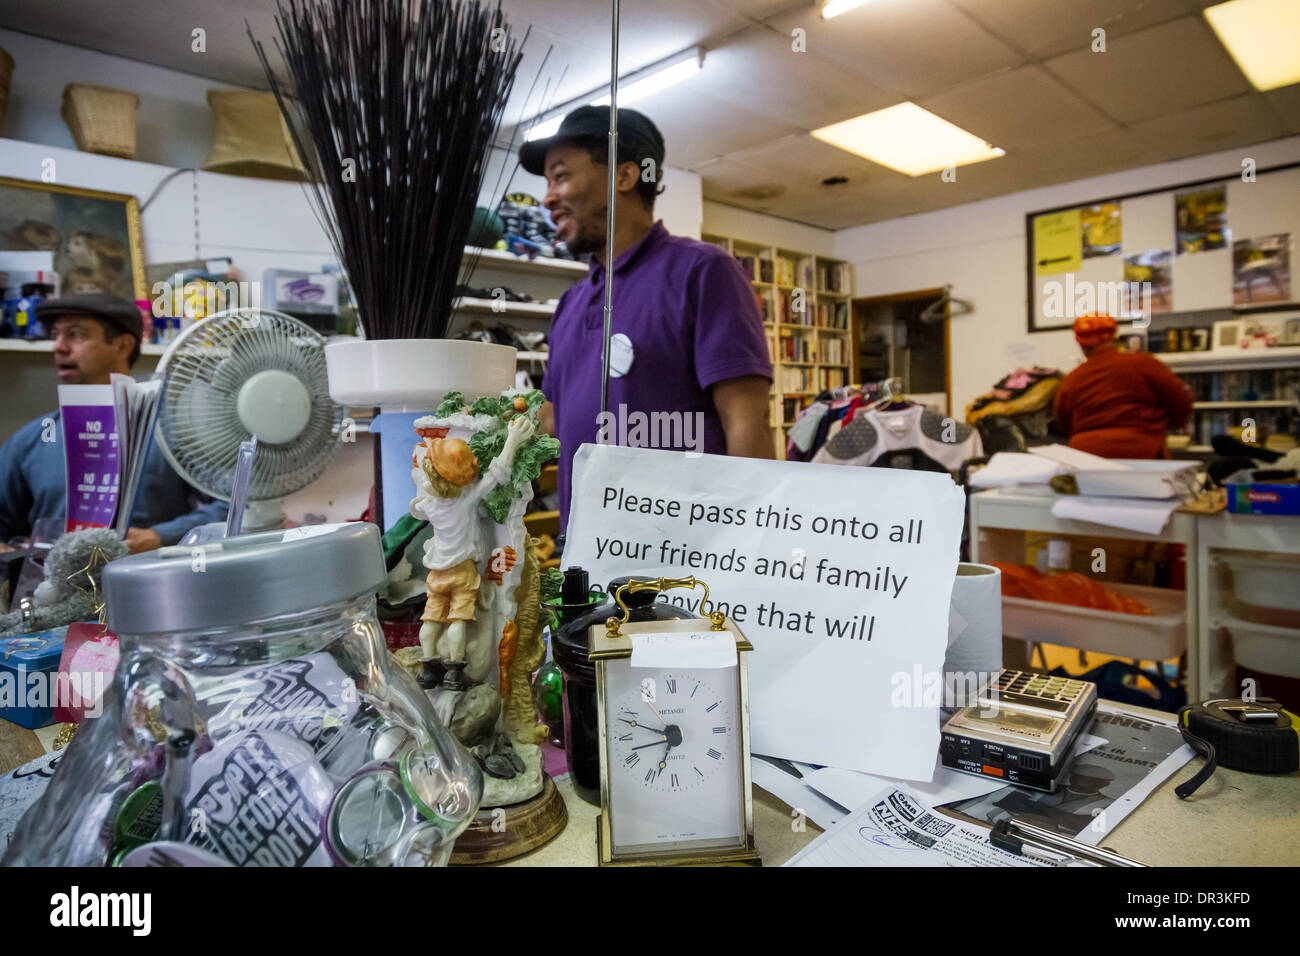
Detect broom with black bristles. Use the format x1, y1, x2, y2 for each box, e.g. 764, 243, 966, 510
251, 0, 525, 341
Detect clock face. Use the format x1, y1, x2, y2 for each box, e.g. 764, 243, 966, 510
603, 662, 744, 854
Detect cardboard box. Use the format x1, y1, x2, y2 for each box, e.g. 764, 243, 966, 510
1226, 469, 1300, 516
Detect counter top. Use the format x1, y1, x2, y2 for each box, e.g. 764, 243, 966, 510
3, 703, 1295, 867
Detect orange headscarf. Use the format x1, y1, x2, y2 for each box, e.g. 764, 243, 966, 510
1073, 312, 1118, 349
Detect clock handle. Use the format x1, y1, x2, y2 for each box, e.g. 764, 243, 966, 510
606, 576, 727, 636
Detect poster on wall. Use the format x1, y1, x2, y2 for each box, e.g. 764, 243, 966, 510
1232, 233, 1291, 305
1175, 184, 1229, 255
1032, 208, 1082, 276
1080, 202, 1122, 258
1122, 249, 1172, 315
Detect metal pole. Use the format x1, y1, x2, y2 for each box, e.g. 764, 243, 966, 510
600, 0, 620, 420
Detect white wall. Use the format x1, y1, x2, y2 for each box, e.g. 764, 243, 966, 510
835, 136, 1300, 416
0, 28, 249, 170
702, 199, 837, 255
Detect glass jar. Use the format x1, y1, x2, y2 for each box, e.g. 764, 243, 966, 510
549, 570, 695, 806
2, 523, 481, 867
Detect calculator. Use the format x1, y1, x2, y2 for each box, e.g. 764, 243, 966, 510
939, 669, 1098, 792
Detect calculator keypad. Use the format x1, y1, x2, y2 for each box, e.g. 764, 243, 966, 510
994, 668, 1085, 702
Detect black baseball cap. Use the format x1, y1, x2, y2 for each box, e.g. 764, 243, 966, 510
519, 105, 666, 176
36, 293, 144, 342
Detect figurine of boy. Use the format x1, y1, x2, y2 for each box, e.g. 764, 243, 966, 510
411, 414, 535, 690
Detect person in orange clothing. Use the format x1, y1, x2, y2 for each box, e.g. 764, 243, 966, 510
1053, 313, 1194, 458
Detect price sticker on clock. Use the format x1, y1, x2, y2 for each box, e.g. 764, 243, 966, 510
630, 632, 737, 670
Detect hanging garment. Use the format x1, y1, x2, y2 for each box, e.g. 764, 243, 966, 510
813, 404, 983, 473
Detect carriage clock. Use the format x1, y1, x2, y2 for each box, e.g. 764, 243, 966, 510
589, 576, 760, 866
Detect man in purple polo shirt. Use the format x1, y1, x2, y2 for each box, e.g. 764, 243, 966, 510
519, 106, 774, 527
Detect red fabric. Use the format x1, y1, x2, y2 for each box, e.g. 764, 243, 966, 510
842, 394, 868, 424
1053, 346, 1194, 459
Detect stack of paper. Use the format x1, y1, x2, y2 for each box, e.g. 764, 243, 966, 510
110, 374, 165, 537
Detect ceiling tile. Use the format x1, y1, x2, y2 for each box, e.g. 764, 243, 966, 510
1043, 15, 1252, 123
690, 26, 899, 129
950, 0, 1199, 59
764, 0, 1028, 100
647, 88, 802, 167
1127, 93, 1286, 158
919, 65, 1118, 150
1264, 85, 1300, 135
725, 133, 892, 183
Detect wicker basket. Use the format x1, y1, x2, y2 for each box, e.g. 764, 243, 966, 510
61, 83, 140, 159
0, 47, 13, 136
202, 90, 307, 182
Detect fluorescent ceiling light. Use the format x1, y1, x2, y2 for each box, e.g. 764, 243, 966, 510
822, 0, 872, 18
525, 49, 702, 141
1204, 0, 1300, 91
811, 102, 1005, 177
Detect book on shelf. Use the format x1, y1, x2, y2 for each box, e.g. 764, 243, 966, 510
778, 289, 814, 326
820, 367, 847, 391
734, 253, 757, 281
755, 290, 773, 324
778, 366, 816, 394
816, 261, 851, 294
814, 300, 849, 329
796, 256, 814, 290
821, 337, 845, 366
757, 253, 775, 284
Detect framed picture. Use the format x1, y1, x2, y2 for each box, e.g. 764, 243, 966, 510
1212, 319, 1246, 350
0, 176, 145, 301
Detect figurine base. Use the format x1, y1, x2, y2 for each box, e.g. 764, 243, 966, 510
449, 773, 568, 865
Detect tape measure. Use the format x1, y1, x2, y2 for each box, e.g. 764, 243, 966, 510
1175, 697, 1299, 798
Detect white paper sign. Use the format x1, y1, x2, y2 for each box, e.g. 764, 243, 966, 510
630, 631, 738, 670
565, 444, 967, 780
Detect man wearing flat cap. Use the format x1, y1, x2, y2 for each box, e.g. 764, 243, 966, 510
0, 293, 227, 552
520, 106, 774, 529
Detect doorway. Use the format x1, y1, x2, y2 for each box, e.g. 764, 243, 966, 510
852, 288, 951, 415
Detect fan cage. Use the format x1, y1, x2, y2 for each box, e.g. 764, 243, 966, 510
155, 309, 345, 501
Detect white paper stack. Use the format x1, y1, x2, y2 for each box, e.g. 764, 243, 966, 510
110, 373, 165, 537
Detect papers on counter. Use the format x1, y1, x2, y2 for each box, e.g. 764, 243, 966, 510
784, 786, 1047, 868
750, 755, 847, 831
1050, 494, 1181, 534
800, 733, 1107, 814
969, 452, 1066, 489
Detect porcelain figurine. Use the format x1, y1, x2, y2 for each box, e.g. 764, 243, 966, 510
406, 389, 559, 804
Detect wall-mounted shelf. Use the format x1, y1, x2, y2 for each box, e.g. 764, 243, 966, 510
1192, 400, 1295, 409
463, 247, 588, 277
1156, 346, 1300, 372
0, 339, 166, 356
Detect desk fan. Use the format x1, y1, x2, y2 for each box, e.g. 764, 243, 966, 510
154, 307, 344, 531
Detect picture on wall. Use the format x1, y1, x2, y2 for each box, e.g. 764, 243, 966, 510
1232, 233, 1291, 305
1122, 249, 1172, 314
1175, 184, 1228, 255
1080, 202, 1122, 258
1032, 208, 1082, 276
0, 177, 146, 301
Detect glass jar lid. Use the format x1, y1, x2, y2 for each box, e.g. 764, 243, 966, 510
103, 523, 386, 636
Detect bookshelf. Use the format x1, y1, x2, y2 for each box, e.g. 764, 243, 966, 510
703, 232, 855, 456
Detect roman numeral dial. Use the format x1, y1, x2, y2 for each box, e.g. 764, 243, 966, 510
608, 672, 733, 793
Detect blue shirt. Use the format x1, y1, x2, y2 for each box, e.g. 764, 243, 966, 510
544, 221, 772, 527
0, 410, 228, 546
